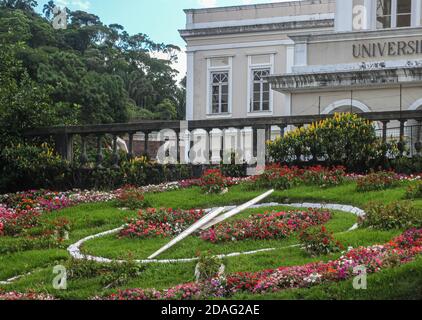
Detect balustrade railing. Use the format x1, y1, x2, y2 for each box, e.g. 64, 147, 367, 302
24, 110, 422, 167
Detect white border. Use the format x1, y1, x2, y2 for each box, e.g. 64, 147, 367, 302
206, 57, 233, 118
247, 54, 275, 116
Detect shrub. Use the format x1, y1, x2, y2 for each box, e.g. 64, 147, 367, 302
0, 143, 71, 193
301, 166, 346, 188
268, 113, 395, 171
199, 169, 229, 194
195, 252, 225, 282
114, 185, 150, 210
66, 258, 145, 289
299, 226, 344, 257
356, 171, 399, 192
405, 181, 422, 199
360, 201, 422, 230
245, 165, 299, 190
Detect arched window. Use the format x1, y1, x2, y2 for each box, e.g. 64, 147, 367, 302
321, 99, 371, 115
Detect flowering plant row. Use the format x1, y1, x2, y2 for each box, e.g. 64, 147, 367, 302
356, 171, 400, 192
0, 291, 56, 301
200, 209, 332, 243
100, 229, 422, 300
246, 165, 347, 190
119, 208, 206, 239
0, 189, 116, 237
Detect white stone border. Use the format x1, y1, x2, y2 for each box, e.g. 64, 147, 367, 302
67, 203, 366, 265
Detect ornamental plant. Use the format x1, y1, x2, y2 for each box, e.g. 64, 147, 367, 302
405, 180, 422, 199
101, 229, 422, 300
199, 169, 229, 194
360, 201, 422, 230
301, 166, 346, 188
356, 171, 400, 192
245, 165, 300, 190
299, 226, 344, 257
267, 113, 393, 171
200, 209, 332, 243
119, 208, 206, 239
114, 185, 151, 210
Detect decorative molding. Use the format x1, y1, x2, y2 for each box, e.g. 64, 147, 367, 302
409, 98, 422, 110
322, 99, 372, 115
186, 39, 294, 53
180, 20, 334, 40
269, 66, 422, 93
186, 13, 335, 30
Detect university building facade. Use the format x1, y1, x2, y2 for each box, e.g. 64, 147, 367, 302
180, 0, 422, 126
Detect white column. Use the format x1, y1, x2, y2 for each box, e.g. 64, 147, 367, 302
412, 0, 422, 27
335, 0, 354, 32
186, 51, 194, 121
294, 43, 307, 67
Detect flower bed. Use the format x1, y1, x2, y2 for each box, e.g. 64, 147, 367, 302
119, 208, 206, 239
0, 291, 56, 301
245, 165, 347, 190
100, 229, 422, 300
200, 209, 332, 243
356, 171, 400, 192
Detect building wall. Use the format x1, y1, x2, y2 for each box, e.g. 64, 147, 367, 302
186, 0, 335, 26
291, 86, 422, 116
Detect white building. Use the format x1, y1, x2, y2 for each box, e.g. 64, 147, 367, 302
180, 0, 422, 122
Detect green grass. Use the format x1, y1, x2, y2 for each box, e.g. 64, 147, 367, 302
0, 181, 421, 300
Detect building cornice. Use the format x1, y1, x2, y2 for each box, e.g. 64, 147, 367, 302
180, 19, 334, 40
269, 66, 422, 93
183, 0, 335, 15
289, 27, 422, 43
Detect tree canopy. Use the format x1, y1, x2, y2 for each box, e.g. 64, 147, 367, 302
0, 0, 185, 140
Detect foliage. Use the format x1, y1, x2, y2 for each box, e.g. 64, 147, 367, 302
101, 229, 422, 300
267, 113, 398, 171
119, 208, 206, 239
245, 165, 299, 191
114, 185, 150, 210
195, 252, 224, 282
0, 2, 184, 153
66, 258, 145, 289
199, 169, 229, 194
405, 181, 422, 200
245, 165, 347, 191
0, 143, 70, 192
200, 209, 332, 243
360, 201, 422, 230
301, 166, 346, 188
299, 226, 344, 257
356, 171, 399, 192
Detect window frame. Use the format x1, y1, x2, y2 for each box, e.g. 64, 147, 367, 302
247, 54, 274, 116
206, 57, 233, 118
376, 0, 413, 29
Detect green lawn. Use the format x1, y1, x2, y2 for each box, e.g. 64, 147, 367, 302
0, 181, 421, 300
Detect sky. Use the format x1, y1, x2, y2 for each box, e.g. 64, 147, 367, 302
36, 0, 292, 81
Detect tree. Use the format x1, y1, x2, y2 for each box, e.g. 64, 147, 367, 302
42, 0, 55, 19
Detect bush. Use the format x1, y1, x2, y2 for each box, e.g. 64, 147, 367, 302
195, 252, 225, 282
299, 226, 344, 257
114, 186, 150, 210
356, 171, 399, 192
200, 169, 229, 194
245, 165, 299, 191
360, 201, 422, 230
405, 181, 422, 199
66, 258, 145, 289
301, 166, 346, 188
268, 113, 397, 171
0, 143, 71, 193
